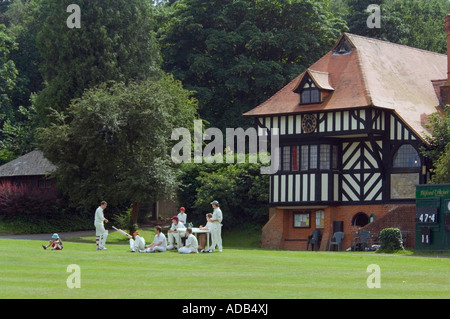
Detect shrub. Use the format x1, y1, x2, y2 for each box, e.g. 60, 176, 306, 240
377, 227, 404, 253
0, 181, 61, 219
177, 155, 270, 230
112, 206, 138, 234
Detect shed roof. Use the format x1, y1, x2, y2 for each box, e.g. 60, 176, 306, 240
0, 150, 56, 177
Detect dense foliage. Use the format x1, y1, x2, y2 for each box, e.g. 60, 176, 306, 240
377, 227, 405, 253
421, 105, 450, 183
158, 0, 347, 131
36, 76, 198, 221
0, 180, 60, 218
0, 0, 450, 231
177, 157, 269, 229
33, 0, 162, 125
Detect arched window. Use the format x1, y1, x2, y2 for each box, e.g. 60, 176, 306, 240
393, 144, 421, 168
390, 144, 421, 199
352, 212, 369, 227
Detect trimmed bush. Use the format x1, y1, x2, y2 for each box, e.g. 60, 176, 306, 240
0, 181, 61, 219
377, 227, 404, 253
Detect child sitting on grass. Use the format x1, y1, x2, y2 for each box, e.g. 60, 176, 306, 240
42, 233, 63, 250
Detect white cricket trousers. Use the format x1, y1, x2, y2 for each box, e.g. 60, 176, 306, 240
95, 223, 108, 249
167, 232, 182, 249
179, 246, 198, 254
129, 236, 146, 252
144, 246, 167, 253
210, 222, 222, 251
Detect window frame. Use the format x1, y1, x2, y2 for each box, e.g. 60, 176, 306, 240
299, 78, 321, 105
293, 211, 311, 228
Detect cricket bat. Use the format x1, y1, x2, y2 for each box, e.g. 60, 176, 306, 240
112, 226, 132, 238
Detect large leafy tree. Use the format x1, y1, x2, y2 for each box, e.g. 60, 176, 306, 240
37, 76, 198, 223
421, 105, 450, 183
34, 0, 161, 125
0, 0, 42, 164
0, 22, 19, 163
343, 0, 450, 54
158, 0, 347, 131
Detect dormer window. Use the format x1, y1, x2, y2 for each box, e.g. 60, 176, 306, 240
300, 78, 321, 104
332, 36, 354, 56
293, 69, 334, 106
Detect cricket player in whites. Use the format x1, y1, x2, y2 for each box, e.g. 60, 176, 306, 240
94, 201, 109, 250
208, 200, 223, 252
128, 231, 146, 252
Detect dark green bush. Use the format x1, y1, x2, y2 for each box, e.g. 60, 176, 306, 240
177, 155, 270, 230
377, 227, 404, 253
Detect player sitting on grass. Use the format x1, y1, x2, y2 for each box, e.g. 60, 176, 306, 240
142, 226, 167, 253
178, 228, 198, 254
128, 231, 146, 252
42, 233, 63, 250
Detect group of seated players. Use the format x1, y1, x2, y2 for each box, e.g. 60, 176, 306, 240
128, 207, 213, 254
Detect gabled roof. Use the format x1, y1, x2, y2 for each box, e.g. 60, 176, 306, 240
293, 69, 334, 92
243, 33, 447, 140
0, 150, 56, 177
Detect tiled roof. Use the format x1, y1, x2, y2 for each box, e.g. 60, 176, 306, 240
0, 150, 56, 177
244, 33, 447, 140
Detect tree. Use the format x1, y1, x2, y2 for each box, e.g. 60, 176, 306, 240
0, 22, 19, 163
344, 0, 450, 54
0, 1, 44, 164
4, 0, 44, 111
432, 142, 450, 183
177, 155, 269, 229
34, 0, 162, 125
158, 0, 347, 132
36, 76, 198, 224
421, 105, 450, 183
0, 23, 17, 121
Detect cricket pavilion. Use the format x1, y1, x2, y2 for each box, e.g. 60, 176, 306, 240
243, 25, 450, 250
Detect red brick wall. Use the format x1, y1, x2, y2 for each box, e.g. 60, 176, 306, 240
361, 205, 415, 249
260, 204, 416, 251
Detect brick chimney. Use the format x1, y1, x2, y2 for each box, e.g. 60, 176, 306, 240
440, 14, 450, 105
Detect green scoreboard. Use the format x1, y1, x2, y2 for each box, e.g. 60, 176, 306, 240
415, 184, 450, 251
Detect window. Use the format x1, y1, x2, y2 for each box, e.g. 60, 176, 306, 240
292, 146, 299, 171
301, 145, 309, 171
281, 144, 336, 172
320, 145, 330, 170
332, 145, 339, 169
284, 144, 335, 171
315, 210, 325, 229
393, 144, 421, 168
301, 89, 311, 104
390, 173, 419, 199
38, 179, 52, 189
332, 37, 354, 56
391, 144, 421, 199
282, 146, 290, 171
293, 211, 311, 228
299, 78, 321, 104
351, 212, 369, 227
310, 88, 320, 103
310, 145, 318, 169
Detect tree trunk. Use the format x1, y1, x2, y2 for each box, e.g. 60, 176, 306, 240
131, 202, 141, 232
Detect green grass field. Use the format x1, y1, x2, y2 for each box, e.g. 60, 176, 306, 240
1, 231, 449, 299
